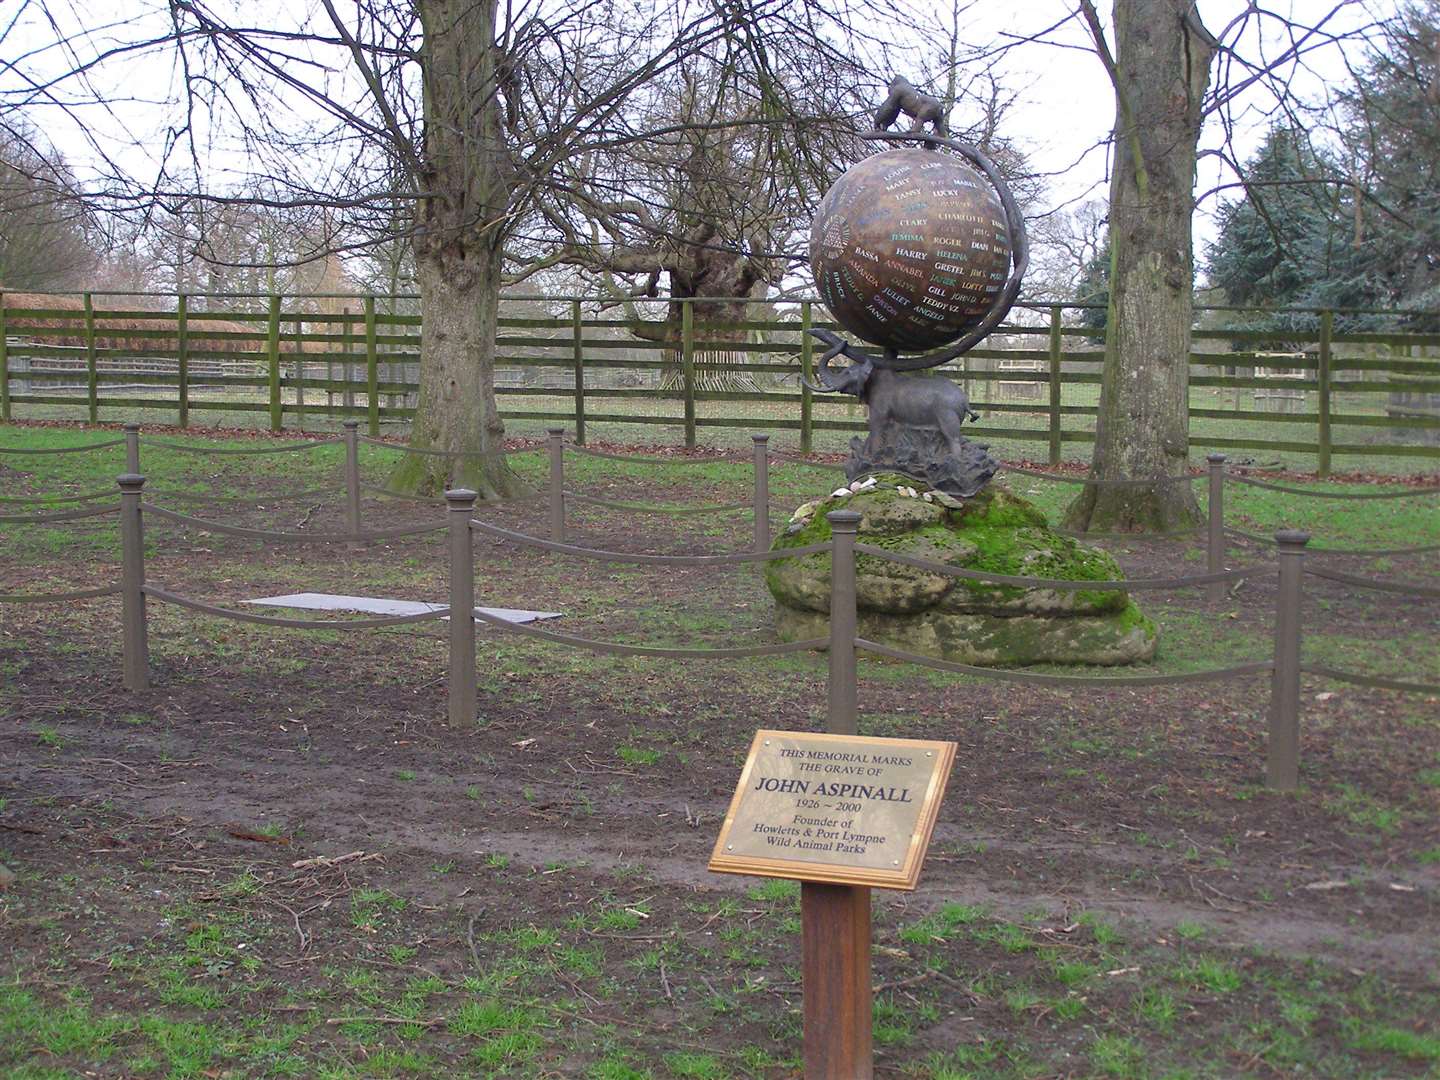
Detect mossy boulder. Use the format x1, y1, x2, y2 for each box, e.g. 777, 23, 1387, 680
767, 474, 1157, 667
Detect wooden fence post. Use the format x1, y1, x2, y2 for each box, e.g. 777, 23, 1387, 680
1268, 530, 1309, 791
124, 423, 141, 473
447, 488, 478, 728
293, 315, 306, 429
1048, 303, 1063, 465
267, 295, 282, 431
1317, 309, 1333, 478
0, 290, 9, 422
342, 311, 356, 412
84, 292, 98, 423
343, 420, 362, 539
681, 300, 697, 449
365, 296, 380, 437
800, 301, 814, 454
177, 294, 190, 428
752, 434, 770, 554
809, 507, 871, 1079
1206, 453, 1227, 603
548, 427, 566, 543
572, 300, 586, 446
118, 473, 149, 691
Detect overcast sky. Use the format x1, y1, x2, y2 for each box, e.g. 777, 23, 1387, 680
4, 0, 1396, 280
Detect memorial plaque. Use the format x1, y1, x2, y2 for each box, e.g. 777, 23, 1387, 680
709, 730, 956, 890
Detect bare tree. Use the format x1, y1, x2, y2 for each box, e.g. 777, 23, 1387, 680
1049, 0, 1385, 531
0, 126, 95, 290
4, 0, 870, 494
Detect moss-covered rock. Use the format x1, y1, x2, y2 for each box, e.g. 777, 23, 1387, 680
767, 474, 1158, 667
775, 600, 1157, 667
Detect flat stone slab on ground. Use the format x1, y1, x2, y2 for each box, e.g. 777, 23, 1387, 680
244, 592, 562, 624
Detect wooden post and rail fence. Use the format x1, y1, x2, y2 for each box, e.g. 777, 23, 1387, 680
1, 292, 1437, 474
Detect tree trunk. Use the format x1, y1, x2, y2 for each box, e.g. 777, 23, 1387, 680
391, 0, 522, 499
390, 246, 519, 497
657, 296, 760, 394
1065, 1, 1214, 532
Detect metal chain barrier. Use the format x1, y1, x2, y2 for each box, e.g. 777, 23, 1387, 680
142, 503, 447, 543
360, 483, 450, 506
144, 586, 450, 629
144, 485, 339, 508
856, 639, 1273, 687
140, 437, 342, 455
1000, 464, 1205, 487
563, 490, 752, 516
1306, 540, 1440, 556
0, 504, 120, 524
472, 606, 828, 660
470, 517, 829, 566
851, 542, 1269, 592
0, 488, 115, 505
0, 439, 126, 455
0, 584, 121, 603
1228, 474, 1440, 499
1226, 525, 1440, 557
357, 436, 489, 457
1053, 525, 1208, 540
358, 482, 543, 509
770, 453, 847, 473
564, 442, 740, 466
1303, 564, 1440, 599
1301, 663, 1440, 696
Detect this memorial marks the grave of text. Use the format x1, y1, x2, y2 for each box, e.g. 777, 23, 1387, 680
709, 730, 956, 890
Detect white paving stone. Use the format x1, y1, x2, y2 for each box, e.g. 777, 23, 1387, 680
244, 592, 561, 623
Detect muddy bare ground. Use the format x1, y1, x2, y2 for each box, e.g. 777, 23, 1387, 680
2, 439, 1438, 1077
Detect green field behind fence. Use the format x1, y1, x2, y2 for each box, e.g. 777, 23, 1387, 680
2, 293, 1437, 475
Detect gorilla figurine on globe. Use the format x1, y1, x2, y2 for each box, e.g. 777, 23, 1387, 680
872, 76, 949, 138
802, 76, 1029, 499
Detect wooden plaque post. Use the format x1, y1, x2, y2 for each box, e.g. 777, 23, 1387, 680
709, 514, 955, 1079
802, 883, 872, 1078
811, 508, 868, 1077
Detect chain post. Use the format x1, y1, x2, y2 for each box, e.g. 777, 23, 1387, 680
343, 420, 362, 539
1206, 453, 1227, 603
446, 488, 478, 727
1268, 530, 1309, 791
752, 434, 770, 554
118, 474, 149, 690
124, 423, 141, 473
826, 509, 861, 735
547, 427, 566, 543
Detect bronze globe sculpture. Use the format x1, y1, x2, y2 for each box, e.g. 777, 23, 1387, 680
803, 77, 1028, 497
810, 147, 1012, 353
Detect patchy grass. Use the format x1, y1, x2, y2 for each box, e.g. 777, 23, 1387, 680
2, 422, 1438, 1076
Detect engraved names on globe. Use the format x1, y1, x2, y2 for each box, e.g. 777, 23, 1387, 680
810, 147, 1011, 352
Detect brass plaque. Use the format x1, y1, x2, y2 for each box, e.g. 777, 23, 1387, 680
708, 730, 956, 890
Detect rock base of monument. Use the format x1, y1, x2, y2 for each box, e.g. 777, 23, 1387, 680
846, 428, 999, 500
767, 474, 1157, 668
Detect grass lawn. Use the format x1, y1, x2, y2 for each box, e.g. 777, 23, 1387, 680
1, 420, 1437, 1078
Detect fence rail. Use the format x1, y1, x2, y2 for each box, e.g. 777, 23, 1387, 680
4, 293, 1438, 472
